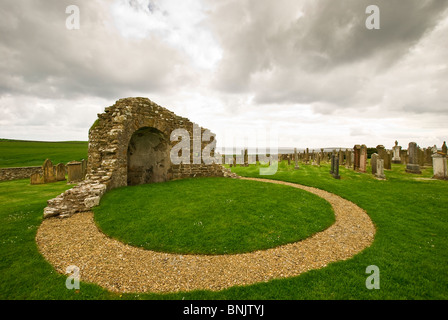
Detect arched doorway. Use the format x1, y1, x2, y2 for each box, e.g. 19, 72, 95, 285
127, 127, 171, 186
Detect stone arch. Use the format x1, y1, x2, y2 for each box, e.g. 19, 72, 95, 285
43, 97, 236, 219
126, 126, 171, 186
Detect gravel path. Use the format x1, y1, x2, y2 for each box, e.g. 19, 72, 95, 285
36, 177, 376, 293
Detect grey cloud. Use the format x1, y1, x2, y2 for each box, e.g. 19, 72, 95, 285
0, 0, 190, 100
207, 0, 448, 114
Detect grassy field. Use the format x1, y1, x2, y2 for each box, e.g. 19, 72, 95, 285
93, 177, 335, 255
0, 139, 88, 168
0, 160, 447, 300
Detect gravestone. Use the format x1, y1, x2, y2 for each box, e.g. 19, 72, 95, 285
359, 145, 367, 173
330, 154, 335, 174
287, 155, 291, 166
353, 145, 361, 171
442, 141, 447, 155
424, 148, 433, 166
406, 142, 422, 174
371, 153, 378, 175
345, 149, 352, 169
30, 172, 44, 185
332, 155, 340, 179
392, 141, 402, 164
55, 163, 66, 181
384, 150, 392, 170
418, 147, 425, 167
375, 159, 386, 180
338, 149, 344, 165
316, 153, 321, 167
294, 148, 299, 170
43, 159, 56, 183
67, 161, 84, 183
401, 149, 408, 165
432, 152, 447, 180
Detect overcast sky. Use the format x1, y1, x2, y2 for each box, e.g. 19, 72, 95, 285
1, 0, 447, 149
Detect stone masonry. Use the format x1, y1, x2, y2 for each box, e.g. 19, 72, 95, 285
43, 97, 237, 219
0, 166, 42, 182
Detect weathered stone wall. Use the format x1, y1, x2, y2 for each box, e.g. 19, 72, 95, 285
0, 166, 42, 182
44, 97, 236, 219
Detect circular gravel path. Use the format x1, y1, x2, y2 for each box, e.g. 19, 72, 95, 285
36, 177, 376, 293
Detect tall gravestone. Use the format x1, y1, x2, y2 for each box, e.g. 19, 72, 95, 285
392, 141, 402, 164
371, 153, 378, 175
330, 154, 335, 175
406, 142, 422, 174
67, 161, 84, 183
401, 149, 408, 165
332, 156, 340, 179
359, 145, 367, 173
353, 145, 361, 171
424, 148, 433, 166
442, 141, 447, 155
418, 148, 425, 167
384, 150, 392, 170
294, 148, 299, 170
43, 159, 56, 183
338, 149, 344, 165
55, 163, 66, 181
345, 149, 352, 169
376, 159, 386, 180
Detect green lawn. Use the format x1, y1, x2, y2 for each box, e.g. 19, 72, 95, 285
0, 160, 447, 300
93, 177, 334, 255
0, 139, 88, 168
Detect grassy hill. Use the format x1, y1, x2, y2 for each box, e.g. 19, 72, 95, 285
0, 139, 88, 168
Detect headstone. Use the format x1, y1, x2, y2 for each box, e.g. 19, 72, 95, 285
376, 145, 386, 161
392, 141, 402, 164
330, 154, 335, 174
332, 155, 340, 179
375, 159, 386, 180
287, 155, 291, 166
371, 153, 378, 175
294, 148, 299, 170
55, 163, 66, 181
442, 141, 447, 155
338, 149, 344, 165
424, 147, 433, 166
353, 145, 361, 171
30, 172, 44, 185
432, 152, 447, 180
406, 142, 422, 174
359, 145, 367, 173
384, 150, 392, 170
42, 159, 56, 183
345, 149, 352, 169
67, 161, 84, 183
316, 153, 321, 166
401, 149, 408, 165
418, 147, 425, 167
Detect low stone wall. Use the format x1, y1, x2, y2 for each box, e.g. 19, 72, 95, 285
0, 166, 42, 182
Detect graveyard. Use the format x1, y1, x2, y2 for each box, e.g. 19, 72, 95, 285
0, 117, 447, 299
1, 0, 448, 307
